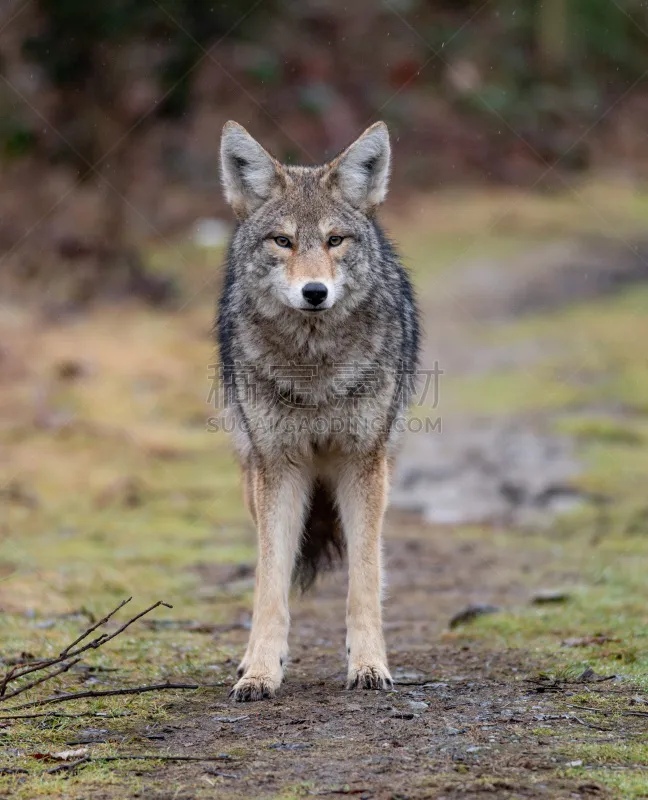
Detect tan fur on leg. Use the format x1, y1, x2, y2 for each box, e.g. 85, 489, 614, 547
241, 460, 257, 525
335, 452, 392, 690
231, 460, 309, 701
236, 461, 259, 679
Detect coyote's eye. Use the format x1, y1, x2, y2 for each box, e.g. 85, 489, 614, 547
274, 236, 292, 248
328, 235, 344, 247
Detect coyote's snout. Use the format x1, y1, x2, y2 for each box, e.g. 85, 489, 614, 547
217, 120, 420, 701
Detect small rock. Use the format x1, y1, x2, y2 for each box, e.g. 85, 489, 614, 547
267, 742, 312, 751
394, 669, 425, 680
389, 710, 415, 720
630, 695, 648, 706
449, 603, 500, 629
577, 667, 616, 682
407, 701, 428, 711
531, 590, 571, 605
34, 619, 56, 630
56, 360, 91, 381
566, 760, 583, 767
562, 634, 619, 647
0, 481, 39, 509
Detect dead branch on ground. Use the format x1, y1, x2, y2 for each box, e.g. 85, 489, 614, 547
1, 682, 203, 712
0, 598, 207, 710
44, 753, 238, 775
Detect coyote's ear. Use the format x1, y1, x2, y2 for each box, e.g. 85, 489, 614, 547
220, 121, 283, 218
326, 122, 391, 211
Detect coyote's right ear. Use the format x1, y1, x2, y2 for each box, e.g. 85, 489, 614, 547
220, 122, 283, 218
325, 122, 391, 212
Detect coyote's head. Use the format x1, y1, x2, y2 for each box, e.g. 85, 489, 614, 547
220, 121, 391, 318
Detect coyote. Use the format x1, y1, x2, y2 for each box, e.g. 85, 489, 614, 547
217, 121, 420, 701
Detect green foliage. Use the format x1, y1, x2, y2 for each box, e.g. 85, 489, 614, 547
23, 0, 267, 115
446, 0, 648, 154
1, 122, 37, 158
570, 0, 648, 76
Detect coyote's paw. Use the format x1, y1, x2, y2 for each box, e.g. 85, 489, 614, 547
230, 673, 280, 702
347, 663, 393, 691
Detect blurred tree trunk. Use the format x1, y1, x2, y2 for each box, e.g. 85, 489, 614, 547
78, 44, 174, 305
93, 100, 131, 263
536, 0, 568, 78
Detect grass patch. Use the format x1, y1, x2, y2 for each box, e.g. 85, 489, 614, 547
561, 768, 648, 799
3, 183, 648, 795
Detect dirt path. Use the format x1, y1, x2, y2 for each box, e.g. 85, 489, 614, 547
121, 518, 623, 800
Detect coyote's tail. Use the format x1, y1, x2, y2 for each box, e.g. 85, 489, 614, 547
292, 480, 345, 591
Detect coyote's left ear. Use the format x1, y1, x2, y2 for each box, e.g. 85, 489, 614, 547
220, 121, 284, 218
325, 122, 391, 212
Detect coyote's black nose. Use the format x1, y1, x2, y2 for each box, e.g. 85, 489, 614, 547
302, 282, 328, 307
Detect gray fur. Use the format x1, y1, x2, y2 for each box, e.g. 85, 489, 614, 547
217, 122, 420, 587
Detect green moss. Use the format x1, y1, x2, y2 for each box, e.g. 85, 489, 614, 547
564, 742, 648, 767
560, 768, 648, 799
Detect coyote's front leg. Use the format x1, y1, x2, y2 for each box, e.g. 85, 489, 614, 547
335, 452, 393, 690
231, 460, 309, 702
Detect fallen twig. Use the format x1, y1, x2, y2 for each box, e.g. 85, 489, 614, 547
204, 770, 240, 779
393, 679, 436, 686
0, 602, 127, 696
46, 756, 91, 774
0, 659, 82, 701
1, 753, 237, 778
524, 680, 565, 693
100, 754, 235, 762
0, 599, 173, 705
566, 703, 648, 719
0, 711, 132, 721
59, 598, 132, 658
571, 715, 612, 732
1, 682, 203, 712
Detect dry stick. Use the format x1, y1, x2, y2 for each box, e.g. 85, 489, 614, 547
5, 754, 236, 777
0, 599, 159, 690
46, 757, 91, 775
1, 682, 202, 712
566, 703, 648, 718
0, 599, 173, 700
205, 771, 240, 779
0, 608, 133, 699
59, 597, 133, 657
0, 655, 79, 698
571, 715, 613, 732
393, 680, 437, 686
0, 711, 132, 721
94, 755, 236, 762
0, 659, 82, 702
0, 599, 131, 693
67, 600, 174, 658
44, 754, 238, 773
